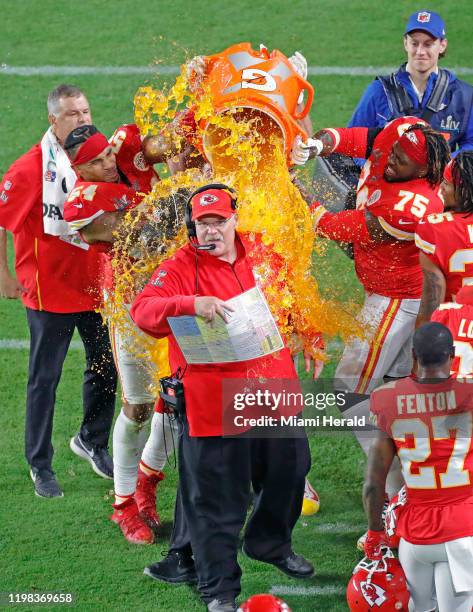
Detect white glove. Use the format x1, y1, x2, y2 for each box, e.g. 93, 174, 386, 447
289, 51, 308, 80
259, 43, 269, 54
186, 55, 206, 88
291, 135, 324, 166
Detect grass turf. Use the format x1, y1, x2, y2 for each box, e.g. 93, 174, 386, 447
1, 1, 473, 610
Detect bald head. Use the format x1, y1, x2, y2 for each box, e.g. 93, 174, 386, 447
413, 322, 454, 367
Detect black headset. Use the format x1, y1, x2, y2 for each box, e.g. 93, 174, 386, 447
185, 183, 238, 239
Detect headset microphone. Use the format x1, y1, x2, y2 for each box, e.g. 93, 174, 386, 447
191, 242, 216, 251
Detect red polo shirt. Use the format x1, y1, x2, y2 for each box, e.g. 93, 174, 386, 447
0, 144, 104, 312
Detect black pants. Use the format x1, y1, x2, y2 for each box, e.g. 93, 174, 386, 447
25, 308, 117, 471
169, 419, 310, 603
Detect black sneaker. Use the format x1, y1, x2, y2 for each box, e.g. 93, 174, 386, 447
144, 550, 197, 584
207, 598, 237, 612
30, 468, 64, 498
70, 434, 113, 480
242, 545, 314, 579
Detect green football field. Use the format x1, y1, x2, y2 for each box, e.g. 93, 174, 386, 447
1, 1, 472, 610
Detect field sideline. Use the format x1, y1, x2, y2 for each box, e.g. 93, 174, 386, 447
1, 1, 472, 610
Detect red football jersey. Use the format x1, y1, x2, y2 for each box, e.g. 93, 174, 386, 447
432, 302, 473, 375
415, 211, 473, 300
370, 376, 473, 544
64, 181, 143, 290
109, 124, 159, 192
329, 118, 443, 298
0, 144, 103, 312
64, 181, 141, 233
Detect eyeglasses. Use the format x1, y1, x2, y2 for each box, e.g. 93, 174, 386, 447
195, 215, 234, 231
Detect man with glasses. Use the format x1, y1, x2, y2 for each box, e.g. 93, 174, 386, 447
131, 185, 313, 612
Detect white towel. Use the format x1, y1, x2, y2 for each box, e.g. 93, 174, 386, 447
41, 127, 88, 249
445, 536, 473, 592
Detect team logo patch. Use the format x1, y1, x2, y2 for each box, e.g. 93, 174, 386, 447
417, 11, 431, 23
158, 270, 167, 277
44, 169, 57, 182
151, 278, 164, 287
360, 581, 387, 607
406, 131, 419, 144
241, 68, 277, 92
133, 151, 150, 171
4, 181, 12, 190
199, 194, 219, 205
0, 191, 8, 203
367, 189, 382, 206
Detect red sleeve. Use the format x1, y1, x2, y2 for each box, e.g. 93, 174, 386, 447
414, 217, 441, 266
0, 146, 42, 233
130, 260, 196, 338
64, 183, 109, 229
174, 109, 199, 145
64, 182, 142, 230
323, 127, 369, 158
109, 124, 141, 160
310, 202, 371, 244
369, 387, 391, 434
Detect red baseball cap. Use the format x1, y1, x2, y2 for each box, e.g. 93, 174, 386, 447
191, 188, 235, 220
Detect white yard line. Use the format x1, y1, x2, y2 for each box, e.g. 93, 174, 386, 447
2, 64, 473, 76
311, 522, 365, 534
270, 585, 345, 596
0, 339, 83, 350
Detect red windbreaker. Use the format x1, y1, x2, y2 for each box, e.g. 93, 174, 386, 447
130, 233, 298, 437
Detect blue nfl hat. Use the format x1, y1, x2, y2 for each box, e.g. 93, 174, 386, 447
405, 10, 446, 39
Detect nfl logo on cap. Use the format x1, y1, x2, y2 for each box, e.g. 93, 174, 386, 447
417, 11, 431, 23
405, 9, 446, 39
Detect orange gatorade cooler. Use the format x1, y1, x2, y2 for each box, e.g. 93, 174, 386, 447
199, 43, 314, 166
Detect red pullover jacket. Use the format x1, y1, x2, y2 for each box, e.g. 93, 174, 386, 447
130, 233, 298, 437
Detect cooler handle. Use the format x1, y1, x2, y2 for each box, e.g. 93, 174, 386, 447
293, 76, 314, 120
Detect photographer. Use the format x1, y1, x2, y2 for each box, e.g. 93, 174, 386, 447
130, 184, 313, 612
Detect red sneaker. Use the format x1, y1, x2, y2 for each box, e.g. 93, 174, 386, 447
135, 469, 165, 532
111, 498, 154, 544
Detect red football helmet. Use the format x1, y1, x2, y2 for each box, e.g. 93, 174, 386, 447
238, 594, 291, 611
347, 549, 410, 611
384, 486, 407, 549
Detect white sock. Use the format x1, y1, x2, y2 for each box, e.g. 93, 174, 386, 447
112, 409, 150, 497
141, 412, 177, 472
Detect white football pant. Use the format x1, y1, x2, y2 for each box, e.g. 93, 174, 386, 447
335, 293, 420, 394
109, 305, 155, 405
399, 537, 473, 612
